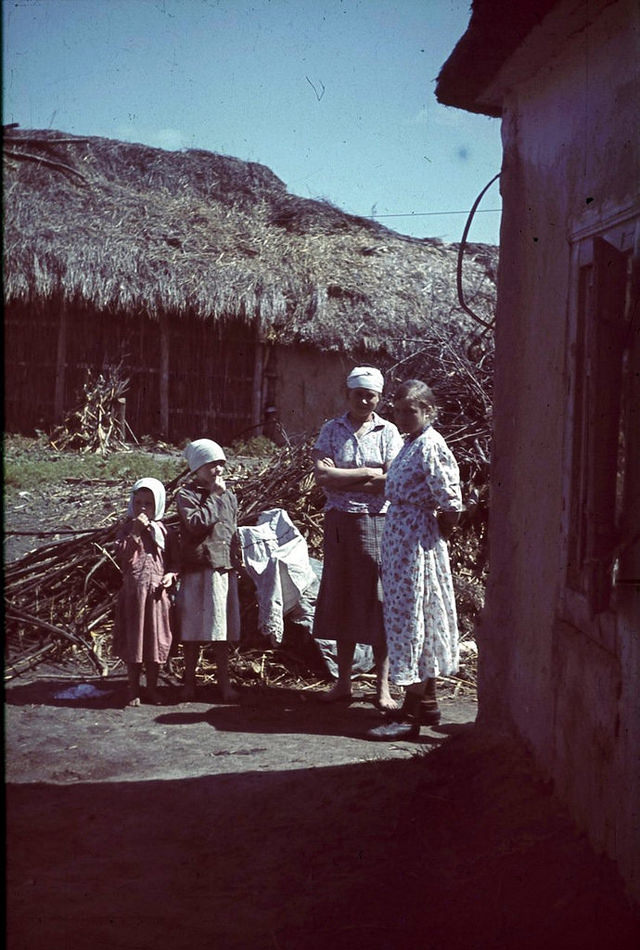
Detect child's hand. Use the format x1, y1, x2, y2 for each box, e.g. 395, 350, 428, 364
132, 512, 150, 533
160, 572, 177, 588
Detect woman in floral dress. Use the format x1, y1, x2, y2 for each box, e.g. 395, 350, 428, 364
368, 379, 462, 741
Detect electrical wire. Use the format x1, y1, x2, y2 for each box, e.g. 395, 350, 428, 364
371, 208, 501, 218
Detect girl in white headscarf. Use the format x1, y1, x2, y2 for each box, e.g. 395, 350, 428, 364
114, 477, 179, 707
175, 439, 241, 702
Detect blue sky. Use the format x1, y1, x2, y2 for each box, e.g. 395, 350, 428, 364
3, 0, 503, 244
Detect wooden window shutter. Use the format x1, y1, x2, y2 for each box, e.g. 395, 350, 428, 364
584, 236, 628, 612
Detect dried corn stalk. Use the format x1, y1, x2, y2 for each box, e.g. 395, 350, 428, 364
50, 364, 132, 455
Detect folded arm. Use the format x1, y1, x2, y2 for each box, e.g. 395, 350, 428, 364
314, 456, 387, 494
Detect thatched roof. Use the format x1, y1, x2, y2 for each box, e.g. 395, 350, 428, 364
3, 127, 497, 353
435, 0, 561, 117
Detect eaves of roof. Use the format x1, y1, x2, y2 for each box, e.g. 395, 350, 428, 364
435, 0, 561, 116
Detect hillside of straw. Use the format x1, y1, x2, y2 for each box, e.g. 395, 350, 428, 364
3, 127, 497, 353
3, 126, 496, 493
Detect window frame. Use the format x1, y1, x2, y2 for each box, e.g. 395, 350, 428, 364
559, 209, 639, 646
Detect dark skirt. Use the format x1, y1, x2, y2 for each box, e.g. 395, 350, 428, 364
313, 509, 386, 647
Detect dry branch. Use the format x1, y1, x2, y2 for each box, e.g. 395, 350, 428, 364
5, 606, 108, 677
4, 433, 485, 682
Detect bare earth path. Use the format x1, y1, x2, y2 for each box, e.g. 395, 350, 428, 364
4, 474, 640, 948
6, 667, 640, 950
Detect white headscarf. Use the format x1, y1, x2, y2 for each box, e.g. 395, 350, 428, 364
183, 438, 226, 472
127, 477, 166, 551
346, 366, 384, 393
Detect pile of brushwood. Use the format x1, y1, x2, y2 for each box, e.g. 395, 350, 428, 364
50, 364, 133, 455
5, 455, 485, 691
3, 440, 324, 683
5, 331, 490, 691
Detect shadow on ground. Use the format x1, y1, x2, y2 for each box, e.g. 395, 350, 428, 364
4, 675, 470, 744
7, 720, 640, 950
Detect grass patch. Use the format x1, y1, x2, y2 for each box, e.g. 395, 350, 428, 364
3, 442, 185, 491
229, 435, 278, 457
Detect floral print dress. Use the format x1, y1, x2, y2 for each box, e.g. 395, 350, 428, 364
381, 425, 463, 685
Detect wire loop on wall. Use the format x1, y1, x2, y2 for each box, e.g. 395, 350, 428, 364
456, 172, 501, 330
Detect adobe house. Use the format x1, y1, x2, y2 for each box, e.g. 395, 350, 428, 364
3, 128, 496, 446
437, 0, 639, 898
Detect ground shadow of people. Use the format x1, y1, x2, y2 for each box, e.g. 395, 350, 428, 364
154, 683, 468, 744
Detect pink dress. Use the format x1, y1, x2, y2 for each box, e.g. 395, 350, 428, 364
113, 523, 176, 664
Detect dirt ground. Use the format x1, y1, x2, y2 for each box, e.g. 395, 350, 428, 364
6, 662, 640, 950
5, 478, 640, 950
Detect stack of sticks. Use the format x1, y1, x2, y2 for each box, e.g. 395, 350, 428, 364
5, 523, 120, 678
50, 365, 132, 455
4, 441, 325, 679
4, 438, 486, 682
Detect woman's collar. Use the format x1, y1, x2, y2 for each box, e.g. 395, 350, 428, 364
407, 423, 431, 442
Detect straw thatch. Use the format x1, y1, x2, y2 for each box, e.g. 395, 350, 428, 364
3, 127, 497, 353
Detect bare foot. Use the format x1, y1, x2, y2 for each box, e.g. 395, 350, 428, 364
126, 692, 141, 708
376, 694, 401, 712
318, 684, 353, 703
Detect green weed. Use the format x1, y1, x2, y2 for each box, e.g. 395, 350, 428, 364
230, 435, 277, 457
3, 445, 184, 491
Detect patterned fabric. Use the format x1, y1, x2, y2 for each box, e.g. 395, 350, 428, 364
381, 426, 463, 685
312, 509, 386, 646
313, 411, 403, 513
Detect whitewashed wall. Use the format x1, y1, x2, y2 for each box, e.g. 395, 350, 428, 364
478, 0, 640, 898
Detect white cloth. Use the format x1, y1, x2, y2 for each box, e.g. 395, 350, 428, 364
176, 568, 240, 642
184, 438, 226, 472
346, 366, 384, 393
237, 509, 316, 644
127, 477, 166, 551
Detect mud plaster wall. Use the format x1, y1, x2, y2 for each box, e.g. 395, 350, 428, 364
478, 0, 640, 898
270, 346, 356, 442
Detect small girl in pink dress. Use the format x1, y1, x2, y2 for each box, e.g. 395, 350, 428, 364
114, 477, 179, 706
